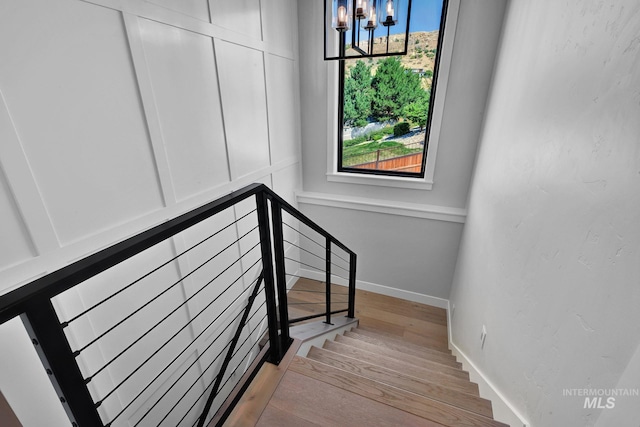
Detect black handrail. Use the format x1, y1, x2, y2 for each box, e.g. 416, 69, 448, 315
0, 183, 264, 324
0, 183, 357, 427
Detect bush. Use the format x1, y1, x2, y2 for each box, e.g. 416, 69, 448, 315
372, 134, 383, 141
393, 122, 411, 136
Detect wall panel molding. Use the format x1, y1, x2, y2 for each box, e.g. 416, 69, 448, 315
0, 90, 59, 255
0, 157, 299, 296
81, 0, 294, 59
122, 13, 176, 207
297, 191, 467, 224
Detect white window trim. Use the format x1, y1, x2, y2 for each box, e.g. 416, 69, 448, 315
326, 0, 460, 190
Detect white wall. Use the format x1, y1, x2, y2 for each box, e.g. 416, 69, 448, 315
296, 0, 507, 299
0, 0, 302, 425
449, 1, 640, 426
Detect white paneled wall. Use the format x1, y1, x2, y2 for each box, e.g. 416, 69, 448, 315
0, 0, 301, 295
0, 0, 301, 425
138, 18, 230, 202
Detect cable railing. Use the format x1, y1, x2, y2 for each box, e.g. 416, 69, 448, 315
281, 210, 356, 326
0, 183, 357, 427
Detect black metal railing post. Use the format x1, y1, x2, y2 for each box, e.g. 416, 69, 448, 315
0, 183, 358, 427
325, 237, 332, 325
254, 191, 282, 364
22, 300, 104, 427
269, 199, 291, 349
348, 252, 357, 318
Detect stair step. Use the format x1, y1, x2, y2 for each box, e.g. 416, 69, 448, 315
334, 335, 469, 381
346, 330, 461, 368
307, 346, 494, 418
355, 326, 452, 354
262, 370, 447, 427
323, 340, 479, 395
290, 356, 509, 427
257, 405, 321, 427
355, 289, 448, 327
355, 305, 449, 349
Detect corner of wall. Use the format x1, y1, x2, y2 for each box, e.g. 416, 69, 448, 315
446, 302, 530, 427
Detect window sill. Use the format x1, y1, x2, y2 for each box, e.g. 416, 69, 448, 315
326, 171, 433, 190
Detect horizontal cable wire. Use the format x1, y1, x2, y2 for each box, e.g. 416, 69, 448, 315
283, 220, 353, 267
283, 239, 325, 263
283, 222, 325, 251
329, 271, 351, 282
62, 210, 257, 326
283, 239, 350, 273
74, 225, 259, 355
284, 261, 349, 283
187, 316, 268, 427
134, 302, 268, 427
329, 248, 351, 266
134, 303, 267, 427
289, 308, 349, 325
285, 273, 349, 296
85, 249, 261, 382
288, 300, 349, 305
98, 275, 264, 417
288, 288, 349, 296
193, 335, 262, 427
284, 257, 325, 275
169, 312, 269, 427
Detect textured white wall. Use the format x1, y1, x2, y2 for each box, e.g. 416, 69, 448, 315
0, 0, 302, 425
449, 1, 640, 426
296, 0, 507, 298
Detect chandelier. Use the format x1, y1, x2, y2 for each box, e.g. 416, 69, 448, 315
324, 0, 412, 60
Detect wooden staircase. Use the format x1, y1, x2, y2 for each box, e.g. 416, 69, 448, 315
221, 284, 509, 427
224, 325, 509, 426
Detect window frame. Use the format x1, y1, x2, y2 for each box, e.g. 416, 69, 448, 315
327, 0, 460, 190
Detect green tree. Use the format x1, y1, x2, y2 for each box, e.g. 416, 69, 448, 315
343, 60, 372, 128
370, 57, 428, 122
403, 98, 429, 130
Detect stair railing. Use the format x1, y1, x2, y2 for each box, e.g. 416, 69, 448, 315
0, 183, 357, 427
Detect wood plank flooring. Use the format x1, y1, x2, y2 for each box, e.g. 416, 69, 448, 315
220, 279, 509, 427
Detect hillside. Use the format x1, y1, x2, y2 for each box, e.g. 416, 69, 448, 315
345, 31, 439, 89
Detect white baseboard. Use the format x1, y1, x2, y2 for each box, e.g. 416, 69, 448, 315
295, 267, 528, 426
298, 268, 449, 309
447, 303, 531, 427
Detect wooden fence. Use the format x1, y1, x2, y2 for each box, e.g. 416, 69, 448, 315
350, 152, 423, 173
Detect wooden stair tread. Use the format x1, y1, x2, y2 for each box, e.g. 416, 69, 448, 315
354, 326, 452, 354
265, 370, 447, 427
346, 330, 461, 368
290, 356, 509, 427
355, 304, 449, 349
257, 405, 322, 427
323, 340, 479, 395
307, 346, 494, 418
355, 288, 448, 326
334, 335, 469, 381
219, 341, 301, 427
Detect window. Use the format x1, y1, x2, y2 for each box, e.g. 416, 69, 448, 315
337, 0, 449, 179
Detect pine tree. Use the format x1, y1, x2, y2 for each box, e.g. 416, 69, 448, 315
371, 57, 428, 122
342, 60, 372, 128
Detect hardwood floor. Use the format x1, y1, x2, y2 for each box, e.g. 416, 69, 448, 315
220, 279, 509, 427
